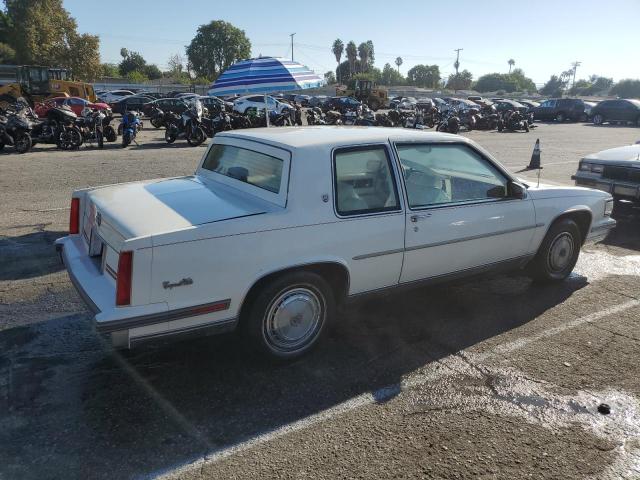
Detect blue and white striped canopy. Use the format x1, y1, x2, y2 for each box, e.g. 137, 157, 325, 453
207, 57, 325, 96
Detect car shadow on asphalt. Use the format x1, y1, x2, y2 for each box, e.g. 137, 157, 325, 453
0, 272, 590, 479
0, 228, 66, 281
603, 206, 640, 252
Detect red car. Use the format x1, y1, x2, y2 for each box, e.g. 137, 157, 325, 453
35, 97, 112, 118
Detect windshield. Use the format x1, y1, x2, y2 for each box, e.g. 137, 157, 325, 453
202, 144, 283, 193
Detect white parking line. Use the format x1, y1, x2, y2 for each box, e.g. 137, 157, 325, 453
155, 298, 640, 479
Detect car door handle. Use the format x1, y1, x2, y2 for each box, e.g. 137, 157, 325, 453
410, 213, 432, 222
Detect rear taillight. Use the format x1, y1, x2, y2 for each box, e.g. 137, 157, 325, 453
69, 198, 80, 234
116, 251, 133, 306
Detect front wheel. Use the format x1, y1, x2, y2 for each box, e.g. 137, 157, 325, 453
186, 126, 205, 146
592, 113, 604, 125
527, 218, 581, 283
165, 126, 177, 144
104, 125, 117, 142
556, 112, 565, 122
122, 131, 131, 148
97, 129, 104, 148
242, 271, 335, 359
14, 132, 32, 153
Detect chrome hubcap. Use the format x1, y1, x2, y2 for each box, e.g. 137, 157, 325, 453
547, 233, 574, 272
264, 287, 323, 352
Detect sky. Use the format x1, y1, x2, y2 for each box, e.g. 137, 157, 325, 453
64, 0, 640, 86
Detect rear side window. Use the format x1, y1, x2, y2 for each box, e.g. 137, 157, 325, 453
333, 146, 400, 216
203, 144, 283, 193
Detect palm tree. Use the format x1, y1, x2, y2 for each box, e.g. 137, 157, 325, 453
358, 42, 370, 72
395, 56, 403, 74
332, 39, 344, 84
508, 58, 515, 74
346, 41, 357, 77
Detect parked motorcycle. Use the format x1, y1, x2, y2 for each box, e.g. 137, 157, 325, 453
165, 99, 206, 146
28, 103, 82, 150
436, 108, 461, 134
0, 111, 32, 153
458, 107, 480, 131
121, 110, 141, 147
77, 107, 116, 148
498, 110, 529, 132
474, 104, 500, 130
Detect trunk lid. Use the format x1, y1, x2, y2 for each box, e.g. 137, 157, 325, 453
86, 175, 268, 241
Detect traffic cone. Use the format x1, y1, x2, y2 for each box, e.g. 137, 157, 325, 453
526, 139, 541, 170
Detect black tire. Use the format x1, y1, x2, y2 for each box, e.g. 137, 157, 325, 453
555, 112, 566, 122
97, 129, 104, 149
14, 132, 32, 153
122, 131, 131, 148
527, 218, 581, 283
524, 121, 530, 132
117, 124, 123, 136
186, 126, 206, 146
165, 126, 176, 144
151, 116, 163, 129
104, 125, 117, 142
67, 127, 83, 149
497, 120, 504, 132
0, 142, 4, 151
592, 113, 604, 125
242, 271, 335, 359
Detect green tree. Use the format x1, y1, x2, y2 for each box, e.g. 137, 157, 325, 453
540, 75, 567, 97
508, 58, 515, 73
381, 62, 404, 86
345, 41, 357, 75
186, 20, 251, 79
167, 53, 184, 76
610, 79, 640, 99
0, 42, 15, 64
475, 69, 536, 93
331, 39, 343, 83
126, 70, 148, 83
144, 64, 162, 80
357, 42, 371, 72
407, 64, 440, 88
446, 69, 473, 90
4, 0, 101, 80
119, 50, 147, 76
100, 63, 119, 77
395, 56, 403, 73
324, 70, 336, 84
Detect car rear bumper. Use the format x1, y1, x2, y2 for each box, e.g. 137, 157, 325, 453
56, 236, 237, 348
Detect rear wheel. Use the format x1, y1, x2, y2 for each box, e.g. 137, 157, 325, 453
242, 271, 334, 360
97, 129, 104, 148
592, 113, 604, 125
165, 126, 177, 144
528, 218, 581, 283
555, 112, 566, 122
104, 125, 117, 142
151, 116, 163, 129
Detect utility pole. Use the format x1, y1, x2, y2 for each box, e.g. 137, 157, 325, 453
290, 33, 296, 62
454, 48, 463, 75
453, 48, 463, 92
571, 61, 581, 89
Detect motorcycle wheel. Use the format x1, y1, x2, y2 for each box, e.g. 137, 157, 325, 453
187, 127, 206, 146
117, 124, 123, 136
151, 117, 163, 129
104, 126, 117, 142
524, 122, 530, 133
15, 132, 32, 154
497, 121, 504, 132
0, 142, 4, 151
122, 131, 131, 148
450, 124, 460, 135
68, 127, 83, 149
165, 127, 177, 144
97, 129, 104, 148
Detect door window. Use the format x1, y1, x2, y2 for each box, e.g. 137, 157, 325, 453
333, 146, 400, 216
396, 144, 508, 208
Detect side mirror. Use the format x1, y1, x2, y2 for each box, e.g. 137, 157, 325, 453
508, 181, 527, 199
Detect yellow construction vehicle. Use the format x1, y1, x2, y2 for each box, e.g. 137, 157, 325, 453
336, 79, 388, 111
0, 65, 97, 107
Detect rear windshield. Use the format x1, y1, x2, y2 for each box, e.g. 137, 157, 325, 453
202, 144, 283, 193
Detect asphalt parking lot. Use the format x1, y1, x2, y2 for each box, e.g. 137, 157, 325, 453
1, 122, 640, 479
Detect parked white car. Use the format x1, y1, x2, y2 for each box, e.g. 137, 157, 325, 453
98, 89, 135, 103
233, 95, 292, 115
572, 142, 640, 206
56, 128, 615, 359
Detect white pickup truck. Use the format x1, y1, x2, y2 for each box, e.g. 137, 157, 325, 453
56, 127, 616, 359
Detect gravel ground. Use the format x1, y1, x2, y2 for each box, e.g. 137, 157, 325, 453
0, 121, 639, 479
